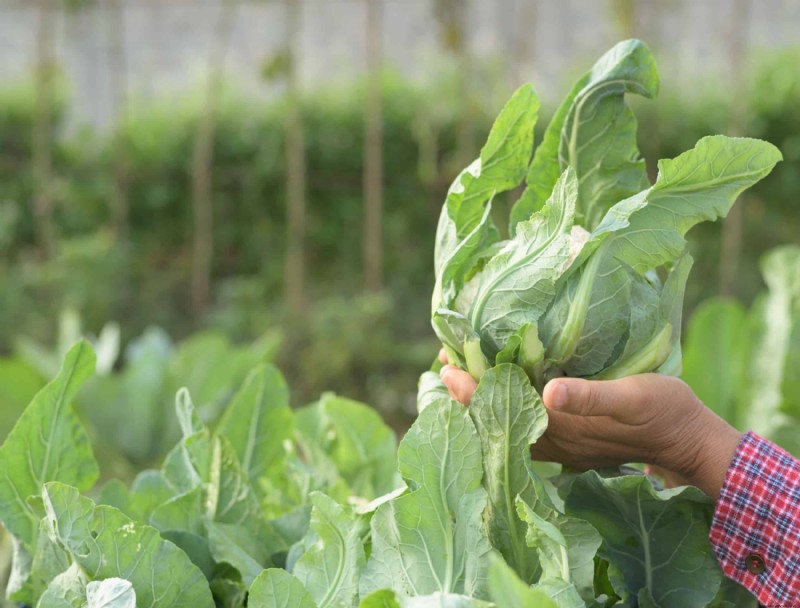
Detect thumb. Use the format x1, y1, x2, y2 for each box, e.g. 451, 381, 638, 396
542, 377, 641, 418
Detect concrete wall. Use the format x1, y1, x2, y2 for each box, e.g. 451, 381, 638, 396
0, 0, 798, 127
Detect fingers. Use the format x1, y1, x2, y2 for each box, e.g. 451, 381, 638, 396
440, 365, 477, 405
438, 348, 448, 364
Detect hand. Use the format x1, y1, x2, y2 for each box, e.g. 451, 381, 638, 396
437, 350, 742, 499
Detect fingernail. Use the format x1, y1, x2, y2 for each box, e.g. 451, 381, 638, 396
550, 382, 569, 409
439, 366, 451, 379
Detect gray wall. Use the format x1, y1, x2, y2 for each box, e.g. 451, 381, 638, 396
1, 0, 799, 128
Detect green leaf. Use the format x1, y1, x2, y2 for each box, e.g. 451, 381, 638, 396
681, 298, 749, 423
467, 365, 547, 583
531, 578, 585, 608
360, 400, 491, 599
77, 327, 173, 467
86, 578, 137, 608
740, 246, 800, 441
149, 486, 204, 536
433, 84, 539, 311
564, 472, 722, 607
0, 341, 98, 550
162, 396, 261, 526
417, 371, 450, 414
295, 394, 400, 499
206, 521, 274, 587
216, 364, 292, 489
706, 577, 759, 608
293, 492, 367, 608
248, 569, 317, 608
593, 136, 782, 275
0, 357, 42, 443
515, 497, 601, 603
7, 519, 70, 606
467, 169, 576, 356
358, 589, 403, 607
38, 563, 87, 608
511, 39, 658, 232
486, 554, 558, 608
42, 482, 214, 608
166, 330, 279, 423
208, 578, 247, 608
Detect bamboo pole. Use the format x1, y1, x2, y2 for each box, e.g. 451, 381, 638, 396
719, 0, 750, 297
363, 0, 384, 292
107, 0, 130, 240
33, 0, 57, 260
284, 0, 308, 313
191, 0, 239, 316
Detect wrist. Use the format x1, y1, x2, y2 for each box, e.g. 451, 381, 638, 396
675, 408, 742, 499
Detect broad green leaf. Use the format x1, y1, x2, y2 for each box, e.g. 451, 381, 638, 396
467, 365, 547, 584
510, 39, 657, 232
208, 578, 247, 608
160, 530, 216, 580
399, 595, 492, 608
360, 592, 493, 608
163, 403, 260, 526
740, 246, 800, 440
293, 492, 367, 608
42, 482, 213, 607
86, 578, 137, 608
564, 472, 721, 607
467, 169, 576, 355
359, 589, 402, 607
7, 519, 70, 606
206, 521, 274, 587
681, 298, 749, 423
539, 255, 634, 377
515, 497, 601, 603
433, 85, 539, 311
166, 330, 281, 424
597, 137, 781, 274
360, 401, 491, 599
248, 569, 316, 608
531, 578, 584, 608
38, 563, 87, 608
78, 327, 172, 466
706, 577, 759, 608
216, 364, 292, 489
295, 394, 399, 499
595, 254, 693, 380
149, 486, 204, 536
0, 357, 42, 443
127, 470, 176, 522
486, 554, 558, 608
0, 341, 98, 550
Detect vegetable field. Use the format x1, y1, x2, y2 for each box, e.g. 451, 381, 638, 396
1, 37, 797, 608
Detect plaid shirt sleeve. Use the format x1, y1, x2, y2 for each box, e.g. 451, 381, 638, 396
710, 431, 800, 607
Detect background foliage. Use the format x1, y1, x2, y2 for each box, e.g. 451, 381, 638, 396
0, 51, 799, 432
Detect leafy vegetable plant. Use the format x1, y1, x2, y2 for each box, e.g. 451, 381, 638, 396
0, 39, 783, 608
431, 40, 781, 390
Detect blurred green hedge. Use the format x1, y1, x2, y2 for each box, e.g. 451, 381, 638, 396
0, 54, 798, 420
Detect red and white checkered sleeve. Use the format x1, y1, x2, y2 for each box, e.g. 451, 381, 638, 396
710, 431, 800, 607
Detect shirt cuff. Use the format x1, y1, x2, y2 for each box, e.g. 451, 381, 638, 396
710, 431, 800, 606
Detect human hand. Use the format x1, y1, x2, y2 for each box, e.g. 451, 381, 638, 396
437, 350, 742, 499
